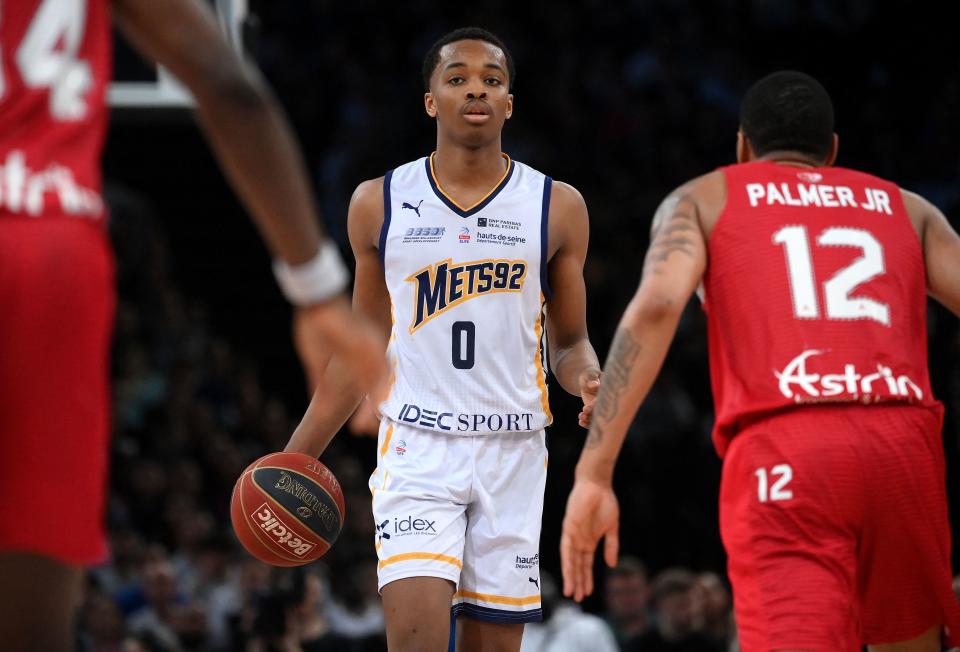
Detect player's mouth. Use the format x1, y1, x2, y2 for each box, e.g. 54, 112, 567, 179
461, 102, 492, 124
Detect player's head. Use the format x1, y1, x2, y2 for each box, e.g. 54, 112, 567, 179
422, 27, 514, 148
737, 71, 838, 166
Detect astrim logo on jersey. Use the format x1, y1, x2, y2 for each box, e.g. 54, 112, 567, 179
775, 349, 923, 402
0, 151, 102, 218
405, 258, 527, 332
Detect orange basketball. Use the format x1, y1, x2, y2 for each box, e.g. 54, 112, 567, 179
230, 452, 345, 566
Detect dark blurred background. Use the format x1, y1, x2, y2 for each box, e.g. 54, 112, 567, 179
86, 1, 960, 650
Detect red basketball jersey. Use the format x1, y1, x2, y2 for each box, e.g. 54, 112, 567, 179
0, 0, 110, 222
704, 160, 941, 456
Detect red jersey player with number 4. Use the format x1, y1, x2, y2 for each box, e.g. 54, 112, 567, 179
561, 71, 960, 651
0, 1, 386, 651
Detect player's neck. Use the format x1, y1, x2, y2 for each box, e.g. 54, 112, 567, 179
432, 141, 508, 190
757, 151, 825, 168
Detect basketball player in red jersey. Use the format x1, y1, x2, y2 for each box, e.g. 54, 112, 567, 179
0, 1, 386, 650
560, 71, 960, 651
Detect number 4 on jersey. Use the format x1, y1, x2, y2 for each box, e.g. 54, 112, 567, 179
1, 0, 92, 120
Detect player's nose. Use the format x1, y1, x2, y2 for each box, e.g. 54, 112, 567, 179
465, 82, 487, 99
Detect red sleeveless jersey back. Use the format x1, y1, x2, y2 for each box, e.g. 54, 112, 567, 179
0, 0, 110, 222
704, 160, 940, 456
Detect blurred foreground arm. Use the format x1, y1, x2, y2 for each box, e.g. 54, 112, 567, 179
561, 190, 707, 602
112, 0, 386, 392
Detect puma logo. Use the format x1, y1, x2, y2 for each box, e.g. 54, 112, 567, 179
402, 200, 424, 217
529, 577, 539, 589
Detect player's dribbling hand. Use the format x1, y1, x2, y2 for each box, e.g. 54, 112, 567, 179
293, 297, 388, 398
560, 477, 620, 602
578, 370, 602, 428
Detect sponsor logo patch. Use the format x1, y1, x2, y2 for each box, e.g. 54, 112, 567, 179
397, 403, 535, 432
378, 515, 438, 538
515, 553, 539, 569
402, 226, 445, 244
775, 349, 923, 402
479, 217, 522, 231
476, 231, 527, 247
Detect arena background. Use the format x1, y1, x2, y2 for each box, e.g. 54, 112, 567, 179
90, 1, 960, 650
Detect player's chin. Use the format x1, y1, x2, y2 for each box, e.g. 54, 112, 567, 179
453, 122, 502, 146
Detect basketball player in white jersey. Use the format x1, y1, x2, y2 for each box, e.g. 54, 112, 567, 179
285, 27, 601, 652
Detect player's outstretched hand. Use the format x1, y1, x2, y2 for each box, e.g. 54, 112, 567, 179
561, 477, 620, 602
577, 371, 601, 428
293, 297, 388, 399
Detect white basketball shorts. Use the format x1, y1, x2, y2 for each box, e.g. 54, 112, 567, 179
369, 418, 547, 623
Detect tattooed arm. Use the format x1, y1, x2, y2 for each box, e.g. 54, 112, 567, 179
560, 184, 710, 602
578, 193, 708, 472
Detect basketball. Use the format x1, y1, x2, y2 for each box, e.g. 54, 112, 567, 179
230, 452, 345, 566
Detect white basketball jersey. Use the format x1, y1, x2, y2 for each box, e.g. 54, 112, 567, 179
378, 153, 553, 435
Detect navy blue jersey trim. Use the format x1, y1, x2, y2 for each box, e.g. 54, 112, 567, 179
378, 169, 394, 267
451, 602, 543, 624
540, 176, 553, 300
424, 154, 515, 218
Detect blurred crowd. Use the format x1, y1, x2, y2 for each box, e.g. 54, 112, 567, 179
89, 0, 960, 650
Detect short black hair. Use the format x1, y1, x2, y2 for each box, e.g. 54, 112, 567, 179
422, 27, 515, 91
740, 71, 835, 160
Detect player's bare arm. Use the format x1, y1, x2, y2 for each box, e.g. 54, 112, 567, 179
112, 0, 386, 393
544, 181, 602, 428
560, 180, 710, 603
901, 189, 960, 317
285, 179, 393, 457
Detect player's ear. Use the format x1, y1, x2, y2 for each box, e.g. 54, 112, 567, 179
736, 130, 752, 164
505, 93, 513, 120
824, 133, 839, 167
424, 92, 438, 119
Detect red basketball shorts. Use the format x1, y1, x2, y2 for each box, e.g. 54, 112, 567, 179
720, 403, 960, 651
0, 217, 115, 565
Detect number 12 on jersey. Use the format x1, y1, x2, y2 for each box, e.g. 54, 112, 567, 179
773, 225, 890, 325
755, 464, 793, 503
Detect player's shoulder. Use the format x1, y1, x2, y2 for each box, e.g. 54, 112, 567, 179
899, 186, 936, 215
350, 177, 385, 212
550, 180, 587, 214
657, 170, 726, 222
645, 170, 727, 238
898, 186, 949, 240
671, 169, 726, 204
348, 177, 386, 247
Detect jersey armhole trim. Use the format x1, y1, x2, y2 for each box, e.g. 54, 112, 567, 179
378, 169, 394, 268
540, 176, 553, 300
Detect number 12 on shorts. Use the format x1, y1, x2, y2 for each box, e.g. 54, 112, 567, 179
755, 464, 793, 503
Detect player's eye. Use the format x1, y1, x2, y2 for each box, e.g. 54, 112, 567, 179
448, 76, 465, 85
485, 77, 502, 86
